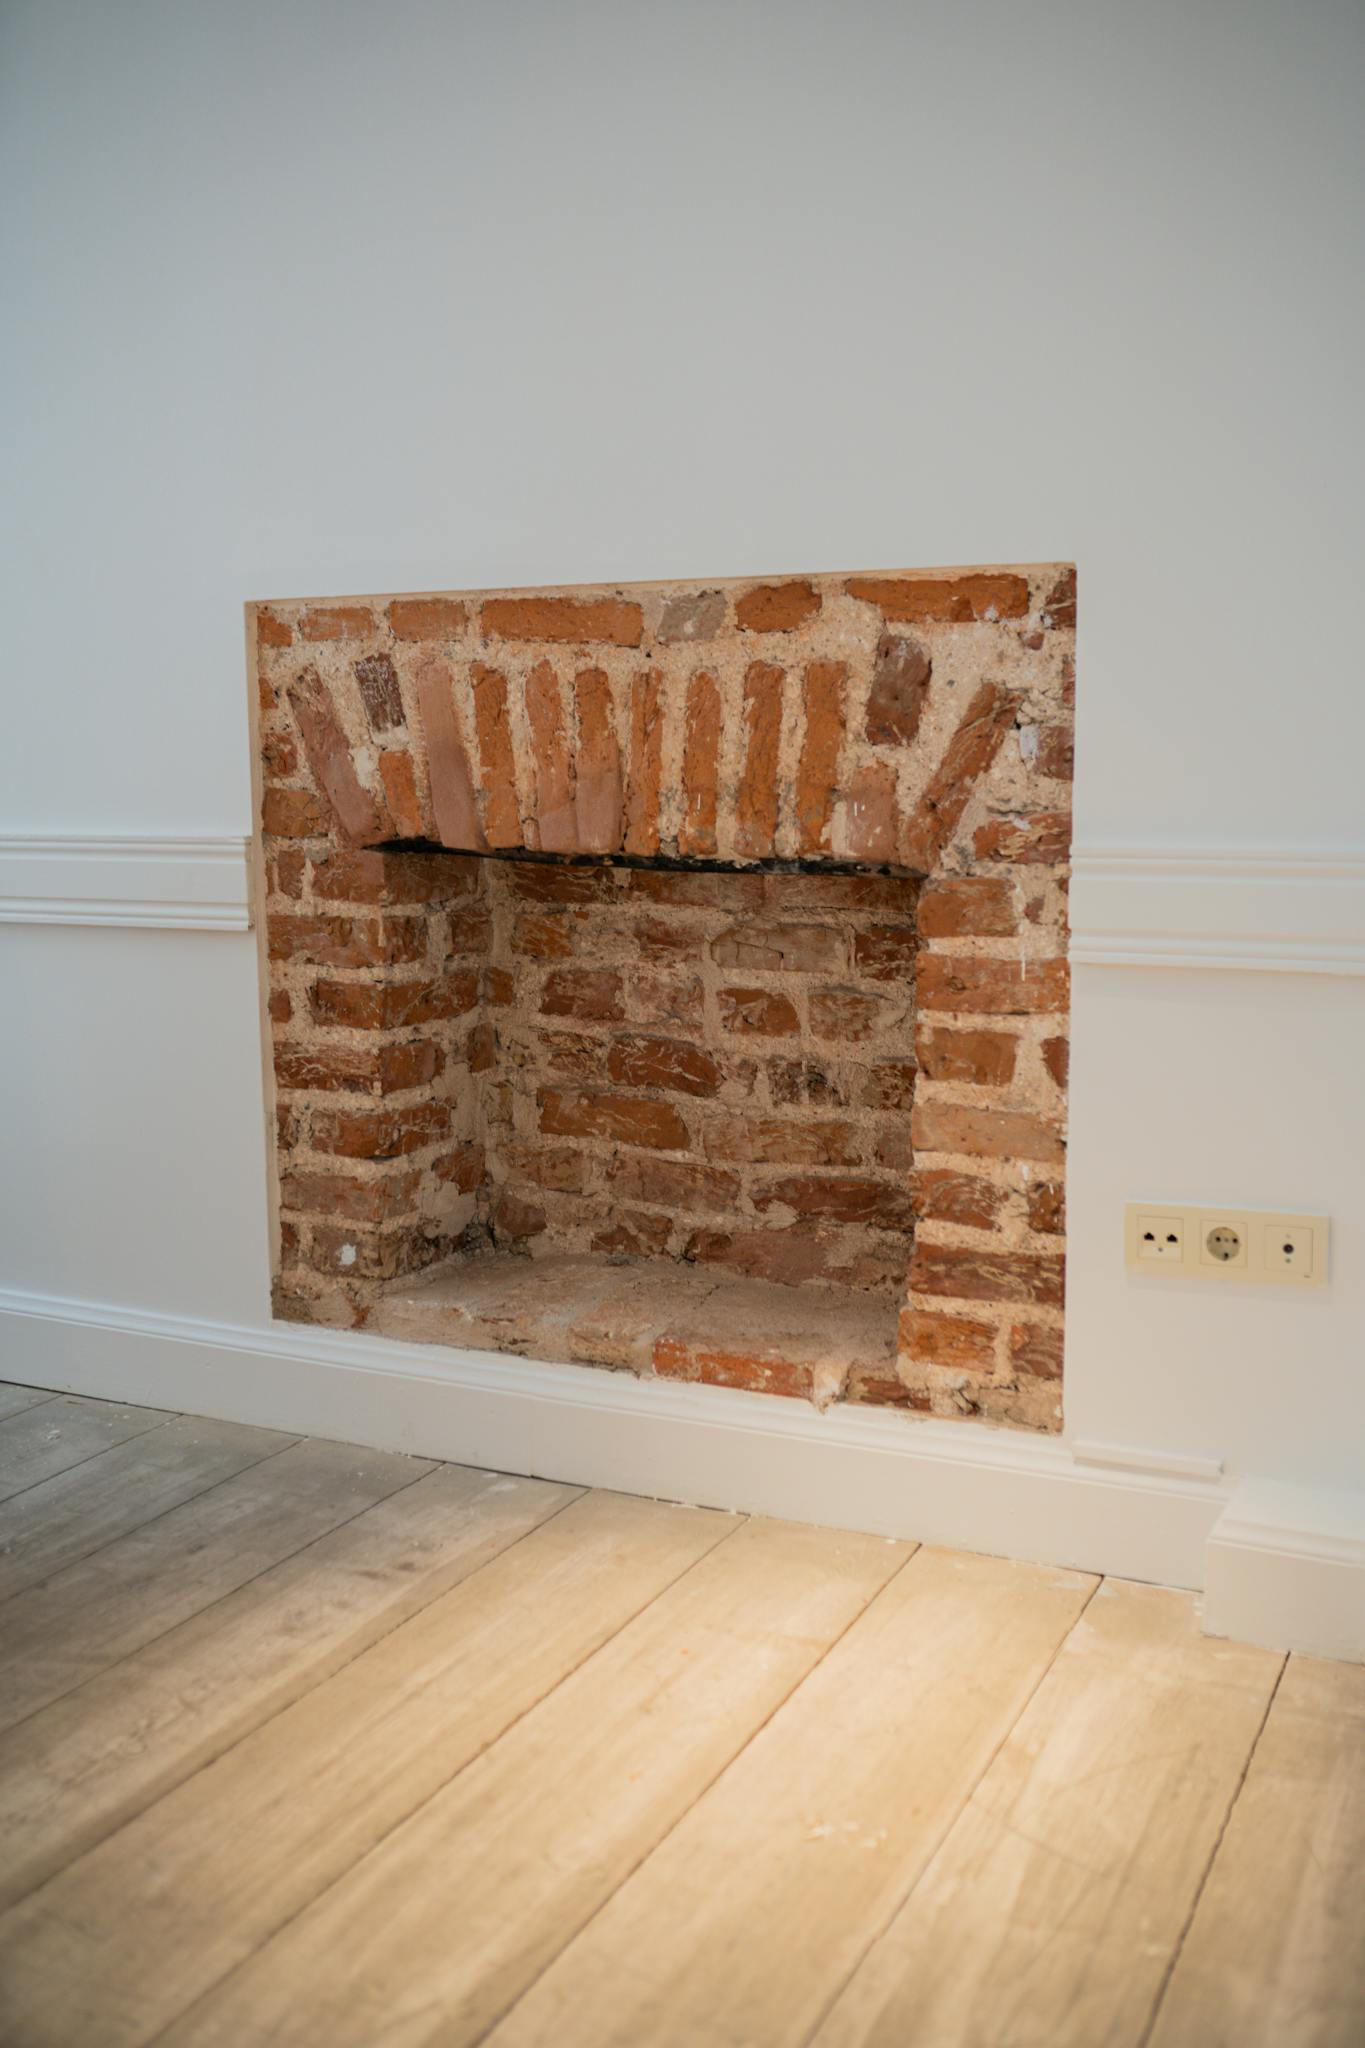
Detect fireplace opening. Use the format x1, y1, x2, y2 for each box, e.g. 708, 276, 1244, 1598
257, 565, 1072, 1429
361, 851, 920, 1407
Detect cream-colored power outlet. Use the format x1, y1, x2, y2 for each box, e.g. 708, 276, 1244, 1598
1125, 1204, 1329, 1287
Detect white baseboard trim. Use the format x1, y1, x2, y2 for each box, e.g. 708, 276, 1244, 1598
0, 836, 251, 930
7, 1287, 1359, 1658
1069, 846, 1365, 975
0, 1283, 1227, 1593
1204, 1477, 1365, 1663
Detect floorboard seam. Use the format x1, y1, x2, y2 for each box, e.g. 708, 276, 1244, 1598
1134, 1649, 1289, 2048
0, 1408, 176, 1508
796, 1565, 1105, 2048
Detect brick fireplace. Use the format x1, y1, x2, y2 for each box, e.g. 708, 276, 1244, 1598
252, 565, 1073, 1430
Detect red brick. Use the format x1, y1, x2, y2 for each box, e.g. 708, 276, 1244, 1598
912, 1100, 1064, 1164
755, 1175, 916, 1229
653, 1335, 816, 1401
470, 662, 524, 847
917, 953, 1068, 1016
308, 849, 390, 903
445, 906, 491, 953
899, 1306, 997, 1369
768, 1057, 849, 1108
574, 667, 623, 853
678, 672, 722, 859
267, 914, 426, 969
629, 869, 763, 909
256, 608, 292, 649
389, 598, 469, 641
377, 748, 428, 840
300, 606, 376, 641
734, 661, 784, 860
262, 730, 299, 780
308, 972, 477, 1029
608, 1034, 721, 1098
1041, 566, 1076, 629
657, 589, 727, 643
434, 1141, 485, 1192
279, 1169, 420, 1225
541, 967, 623, 1022
1027, 1177, 1065, 1235
268, 848, 306, 898
632, 914, 697, 961
509, 861, 605, 904
500, 1142, 586, 1194
539, 1031, 604, 1082
353, 653, 404, 733
1042, 1034, 1069, 1089
480, 596, 643, 646
467, 1019, 497, 1071
538, 1087, 689, 1150
592, 1212, 672, 1258
973, 810, 1072, 863
623, 671, 666, 858
268, 990, 291, 1025
414, 655, 487, 851
845, 572, 1029, 624
273, 1038, 443, 1095
491, 1188, 547, 1243
873, 1124, 914, 1171
1010, 1320, 1064, 1378
900, 679, 1018, 873
852, 923, 917, 980
913, 1167, 1004, 1230
795, 660, 846, 854
918, 876, 1018, 938
855, 1062, 919, 1111
1034, 725, 1074, 780
914, 1023, 1018, 1086
523, 659, 577, 853
703, 1117, 860, 1166
911, 1242, 1065, 1307
865, 633, 931, 745
717, 986, 799, 1036
712, 922, 844, 974
607, 1156, 740, 1212
512, 912, 577, 960
809, 986, 899, 1041
841, 760, 900, 866
844, 1367, 931, 1413
262, 786, 329, 839
734, 580, 820, 633
311, 1100, 452, 1160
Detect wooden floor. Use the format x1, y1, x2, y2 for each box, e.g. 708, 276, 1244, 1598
0, 1386, 1360, 2047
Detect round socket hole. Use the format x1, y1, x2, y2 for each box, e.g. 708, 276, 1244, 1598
1206, 1225, 1242, 1264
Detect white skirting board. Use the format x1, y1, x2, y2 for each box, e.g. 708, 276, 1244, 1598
3, 1283, 1356, 1660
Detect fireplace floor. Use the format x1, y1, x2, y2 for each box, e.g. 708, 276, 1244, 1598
370, 1253, 902, 1408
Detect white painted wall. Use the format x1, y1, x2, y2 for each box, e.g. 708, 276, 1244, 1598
3, 1, 1363, 1495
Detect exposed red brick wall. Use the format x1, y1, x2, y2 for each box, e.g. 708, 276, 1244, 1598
253, 564, 1073, 1428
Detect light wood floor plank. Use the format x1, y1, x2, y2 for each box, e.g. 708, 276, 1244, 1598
486, 1546, 1095, 2048
812, 1579, 1283, 2048
0, 1456, 567, 1911
162, 1516, 910, 2048
0, 1490, 735, 2047
0, 1385, 59, 1422
0, 1395, 174, 1501
0, 1412, 293, 1605
0, 1433, 407, 1733
1148, 1654, 1365, 2048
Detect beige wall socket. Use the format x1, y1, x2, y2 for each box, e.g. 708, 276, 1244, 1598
1125, 1204, 1329, 1287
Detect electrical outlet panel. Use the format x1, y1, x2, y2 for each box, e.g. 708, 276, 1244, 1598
1125, 1204, 1329, 1288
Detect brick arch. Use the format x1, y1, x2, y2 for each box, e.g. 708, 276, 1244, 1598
254, 564, 1074, 1430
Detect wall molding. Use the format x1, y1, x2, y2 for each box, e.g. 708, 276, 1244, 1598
0, 1282, 1228, 1594
1204, 1477, 1365, 1662
1069, 846, 1365, 975
0, 835, 252, 930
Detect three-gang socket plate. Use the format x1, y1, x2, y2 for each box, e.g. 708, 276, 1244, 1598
1124, 1204, 1329, 1288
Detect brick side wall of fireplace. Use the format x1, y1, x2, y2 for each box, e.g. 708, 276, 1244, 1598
253, 565, 1073, 1431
